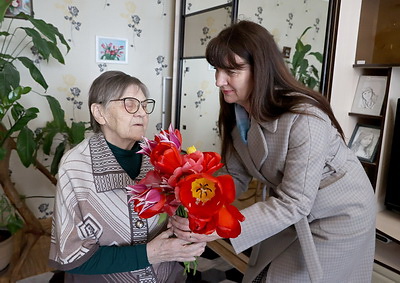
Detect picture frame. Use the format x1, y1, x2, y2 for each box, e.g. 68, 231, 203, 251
5, 0, 33, 18
95, 36, 128, 64
350, 75, 387, 116
348, 123, 381, 163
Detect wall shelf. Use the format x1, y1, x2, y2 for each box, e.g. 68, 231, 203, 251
376, 210, 400, 242
347, 63, 400, 274
348, 112, 383, 120
375, 239, 400, 275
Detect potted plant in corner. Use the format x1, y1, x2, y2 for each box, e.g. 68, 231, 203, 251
286, 26, 323, 90
0, 194, 24, 272
0, 1, 87, 279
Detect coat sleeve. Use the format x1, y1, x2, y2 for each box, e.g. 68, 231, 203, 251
231, 110, 333, 253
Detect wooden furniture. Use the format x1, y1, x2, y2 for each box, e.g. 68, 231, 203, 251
348, 66, 391, 189
350, 0, 400, 274
206, 179, 264, 274
349, 65, 400, 275
0, 218, 54, 283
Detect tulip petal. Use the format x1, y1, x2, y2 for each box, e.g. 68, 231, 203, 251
215, 205, 244, 238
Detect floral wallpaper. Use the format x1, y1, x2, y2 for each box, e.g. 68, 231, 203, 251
178, 0, 329, 154
180, 59, 221, 152
3, 0, 329, 218
4, 0, 175, 218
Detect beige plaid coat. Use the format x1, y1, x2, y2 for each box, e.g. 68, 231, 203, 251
227, 106, 376, 283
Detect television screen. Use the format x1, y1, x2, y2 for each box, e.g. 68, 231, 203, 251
385, 98, 400, 212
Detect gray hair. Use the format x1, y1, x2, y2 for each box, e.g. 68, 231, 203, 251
88, 71, 149, 133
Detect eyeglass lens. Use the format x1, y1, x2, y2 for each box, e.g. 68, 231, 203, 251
124, 98, 155, 114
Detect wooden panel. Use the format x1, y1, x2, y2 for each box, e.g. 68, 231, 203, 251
207, 239, 249, 274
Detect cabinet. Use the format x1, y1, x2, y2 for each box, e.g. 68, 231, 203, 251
352, 1, 400, 274
351, 66, 400, 274
354, 0, 400, 65
349, 67, 391, 188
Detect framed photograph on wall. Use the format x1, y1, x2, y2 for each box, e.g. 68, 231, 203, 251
350, 75, 387, 116
348, 123, 381, 163
96, 36, 128, 64
5, 0, 33, 18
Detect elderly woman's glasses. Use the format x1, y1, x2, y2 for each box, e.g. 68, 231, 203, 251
109, 97, 156, 114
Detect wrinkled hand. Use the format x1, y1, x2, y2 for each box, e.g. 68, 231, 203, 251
169, 215, 221, 243
147, 228, 206, 265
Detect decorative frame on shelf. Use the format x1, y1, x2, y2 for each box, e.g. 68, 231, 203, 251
5, 0, 33, 18
348, 123, 381, 163
95, 36, 128, 64
350, 75, 387, 117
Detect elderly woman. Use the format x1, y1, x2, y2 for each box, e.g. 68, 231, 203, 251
49, 71, 205, 282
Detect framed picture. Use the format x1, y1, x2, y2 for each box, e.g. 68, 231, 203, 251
348, 124, 381, 163
5, 0, 33, 18
350, 75, 387, 116
95, 36, 128, 64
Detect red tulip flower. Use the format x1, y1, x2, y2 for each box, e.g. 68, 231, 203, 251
127, 124, 244, 239
177, 173, 245, 238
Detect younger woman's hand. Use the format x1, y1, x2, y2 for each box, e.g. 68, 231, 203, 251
169, 215, 221, 243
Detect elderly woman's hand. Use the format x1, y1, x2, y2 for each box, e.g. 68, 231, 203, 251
146, 228, 206, 265
169, 215, 221, 243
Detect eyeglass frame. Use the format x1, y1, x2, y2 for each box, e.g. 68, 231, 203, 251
108, 97, 156, 114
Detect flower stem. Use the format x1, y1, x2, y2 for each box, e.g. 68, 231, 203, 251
175, 205, 197, 275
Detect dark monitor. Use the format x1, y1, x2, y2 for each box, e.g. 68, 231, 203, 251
385, 98, 400, 212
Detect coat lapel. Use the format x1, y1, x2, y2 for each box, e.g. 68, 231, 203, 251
234, 118, 278, 172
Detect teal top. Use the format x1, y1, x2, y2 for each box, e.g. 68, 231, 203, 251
68, 141, 150, 275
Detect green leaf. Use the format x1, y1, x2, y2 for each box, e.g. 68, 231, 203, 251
69, 121, 86, 146
308, 78, 318, 89
17, 57, 48, 90
44, 95, 67, 130
0, 87, 32, 121
6, 213, 24, 235
310, 51, 323, 63
41, 123, 58, 155
16, 126, 36, 167
28, 17, 71, 52
0, 61, 20, 99
0, 31, 11, 37
5, 107, 39, 143
0, 147, 6, 161
50, 141, 65, 175
0, 1, 11, 22
21, 27, 52, 60
11, 103, 25, 121
299, 26, 312, 39
48, 43, 65, 64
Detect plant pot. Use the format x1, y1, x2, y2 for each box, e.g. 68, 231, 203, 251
0, 229, 13, 272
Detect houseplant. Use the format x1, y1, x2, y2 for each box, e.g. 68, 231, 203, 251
0, 194, 24, 272
287, 26, 323, 90
0, 2, 86, 278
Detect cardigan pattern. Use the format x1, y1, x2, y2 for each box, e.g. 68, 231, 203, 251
49, 133, 183, 282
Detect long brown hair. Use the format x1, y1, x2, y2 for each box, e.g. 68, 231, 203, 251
205, 20, 344, 159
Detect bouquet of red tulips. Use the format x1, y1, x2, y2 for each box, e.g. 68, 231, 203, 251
126, 124, 245, 273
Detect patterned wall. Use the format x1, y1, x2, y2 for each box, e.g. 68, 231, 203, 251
4, 0, 329, 218
178, 0, 329, 153
4, 0, 175, 218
